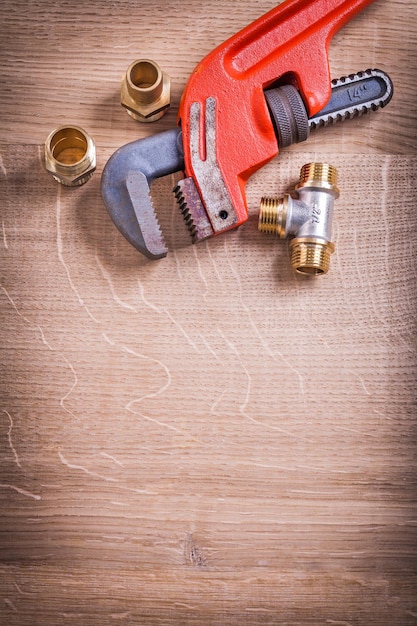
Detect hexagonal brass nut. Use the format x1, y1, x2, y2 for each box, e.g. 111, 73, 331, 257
44, 126, 96, 187
121, 59, 171, 123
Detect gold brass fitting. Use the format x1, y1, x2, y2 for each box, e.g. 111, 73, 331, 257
44, 125, 96, 187
259, 162, 339, 275
121, 59, 171, 122
289, 237, 335, 275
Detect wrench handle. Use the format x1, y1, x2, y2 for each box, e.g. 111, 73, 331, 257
223, 0, 375, 113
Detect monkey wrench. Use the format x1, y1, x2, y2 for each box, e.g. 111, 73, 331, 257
102, 0, 391, 259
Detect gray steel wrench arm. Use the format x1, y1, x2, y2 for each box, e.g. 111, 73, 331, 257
101, 128, 183, 259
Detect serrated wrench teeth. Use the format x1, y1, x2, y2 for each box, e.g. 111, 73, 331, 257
173, 178, 214, 243
125, 171, 167, 259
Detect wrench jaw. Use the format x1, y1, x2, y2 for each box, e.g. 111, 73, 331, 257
125, 171, 168, 260
188, 98, 238, 234
101, 128, 184, 260
173, 97, 241, 245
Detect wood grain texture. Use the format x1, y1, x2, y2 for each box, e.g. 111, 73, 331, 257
1, 1, 416, 624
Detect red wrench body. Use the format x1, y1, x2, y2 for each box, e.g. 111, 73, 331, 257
178, 0, 375, 234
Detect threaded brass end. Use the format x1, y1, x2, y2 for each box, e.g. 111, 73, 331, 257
289, 238, 335, 275
127, 60, 163, 104
258, 195, 288, 237
121, 59, 171, 122
296, 162, 339, 195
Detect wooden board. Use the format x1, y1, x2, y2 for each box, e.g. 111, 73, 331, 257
1, 1, 416, 624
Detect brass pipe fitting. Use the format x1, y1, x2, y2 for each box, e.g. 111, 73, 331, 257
121, 59, 171, 122
259, 163, 339, 275
44, 125, 96, 186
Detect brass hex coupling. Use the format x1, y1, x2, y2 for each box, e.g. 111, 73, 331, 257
44, 125, 96, 186
259, 163, 339, 275
121, 59, 171, 122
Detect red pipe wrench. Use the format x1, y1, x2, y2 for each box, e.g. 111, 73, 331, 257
102, 0, 390, 259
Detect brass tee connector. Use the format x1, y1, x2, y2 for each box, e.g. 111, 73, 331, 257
259, 163, 339, 275
121, 59, 171, 122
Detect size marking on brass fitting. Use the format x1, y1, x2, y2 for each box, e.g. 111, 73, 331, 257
44, 126, 96, 187
121, 59, 171, 123
259, 162, 339, 275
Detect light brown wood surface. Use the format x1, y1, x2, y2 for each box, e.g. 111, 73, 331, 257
1, 1, 416, 624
